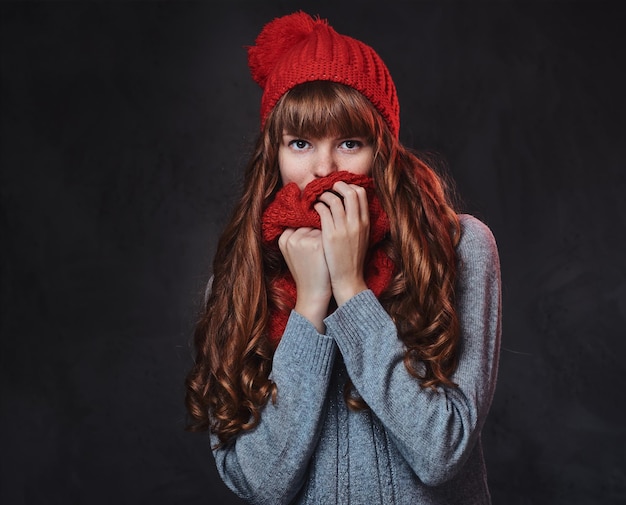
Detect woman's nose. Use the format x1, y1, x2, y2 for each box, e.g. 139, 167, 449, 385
312, 149, 337, 178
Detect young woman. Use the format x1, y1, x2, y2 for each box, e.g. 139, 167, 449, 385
186, 11, 501, 505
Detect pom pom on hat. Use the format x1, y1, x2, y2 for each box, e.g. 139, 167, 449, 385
247, 11, 400, 138
248, 12, 326, 88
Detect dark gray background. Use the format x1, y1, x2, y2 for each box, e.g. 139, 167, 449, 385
1, 1, 624, 504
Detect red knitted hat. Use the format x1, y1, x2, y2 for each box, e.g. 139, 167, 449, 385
248, 11, 400, 138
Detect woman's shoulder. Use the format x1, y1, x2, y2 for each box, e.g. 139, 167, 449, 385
456, 214, 499, 262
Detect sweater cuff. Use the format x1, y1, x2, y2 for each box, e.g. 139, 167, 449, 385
324, 290, 394, 351
274, 310, 337, 377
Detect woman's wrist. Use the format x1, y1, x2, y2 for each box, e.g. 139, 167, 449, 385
332, 279, 368, 307
294, 297, 329, 334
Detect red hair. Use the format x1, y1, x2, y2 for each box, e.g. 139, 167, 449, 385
185, 82, 460, 445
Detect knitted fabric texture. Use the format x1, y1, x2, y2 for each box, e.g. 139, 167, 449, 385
262, 171, 395, 346
248, 11, 400, 138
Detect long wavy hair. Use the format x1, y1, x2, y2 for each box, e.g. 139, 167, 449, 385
185, 81, 461, 446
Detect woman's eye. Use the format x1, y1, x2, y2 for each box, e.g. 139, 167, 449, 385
289, 139, 310, 150
341, 140, 362, 149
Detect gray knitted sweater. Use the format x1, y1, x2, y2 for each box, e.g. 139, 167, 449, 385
211, 214, 502, 504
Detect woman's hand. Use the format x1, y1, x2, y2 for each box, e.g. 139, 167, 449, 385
314, 181, 370, 307
278, 227, 331, 333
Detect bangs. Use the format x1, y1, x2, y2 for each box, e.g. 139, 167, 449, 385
270, 81, 380, 140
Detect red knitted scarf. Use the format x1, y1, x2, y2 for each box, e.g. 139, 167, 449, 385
261, 171, 395, 346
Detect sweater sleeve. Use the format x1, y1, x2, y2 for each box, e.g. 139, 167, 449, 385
324, 214, 502, 487
211, 310, 337, 505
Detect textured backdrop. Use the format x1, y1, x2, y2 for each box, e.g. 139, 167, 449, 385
1, 1, 624, 504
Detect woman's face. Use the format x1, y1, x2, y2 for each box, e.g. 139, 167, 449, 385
278, 132, 374, 190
